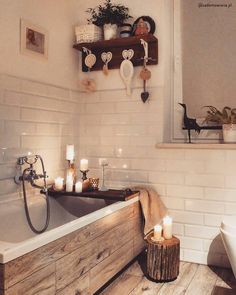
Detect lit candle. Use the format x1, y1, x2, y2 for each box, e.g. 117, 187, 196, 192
80, 159, 88, 171
66, 145, 74, 161
75, 181, 82, 193
66, 175, 73, 192
154, 224, 162, 240
163, 216, 173, 240
54, 177, 64, 191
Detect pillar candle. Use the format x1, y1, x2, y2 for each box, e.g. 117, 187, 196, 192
54, 177, 64, 191
75, 181, 82, 193
80, 159, 88, 171
154, 224, 162, 240
66, 144, 74, 161
163, 216, 173, 240
66, 175, 73, 192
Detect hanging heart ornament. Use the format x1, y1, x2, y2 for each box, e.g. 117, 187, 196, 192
101, 52, 112, 76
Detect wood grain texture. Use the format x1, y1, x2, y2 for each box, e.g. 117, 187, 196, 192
171, 261, 198, 288
100, 273, 143, 295
4, 264, 55, 295
56, 218, 134, 291
3, 204, 134, 289
129, 276, 164, 295
185, 264, 218, 295
56, 273, 90, 295
0, 201, 143, 294
90, 239, 134, 293
147, 235, 180, 281
95, 254, 236, 295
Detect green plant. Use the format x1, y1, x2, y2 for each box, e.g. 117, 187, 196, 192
204, 105, 236, 125
86, 0, 132, 27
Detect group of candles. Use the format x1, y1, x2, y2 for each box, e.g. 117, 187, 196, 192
153, 216, 173, 241
54, 144, 89, 193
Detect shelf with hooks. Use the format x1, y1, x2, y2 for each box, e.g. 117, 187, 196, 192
73, 34, 158, 72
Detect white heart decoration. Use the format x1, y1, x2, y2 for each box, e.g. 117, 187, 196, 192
122, 49, 134, 60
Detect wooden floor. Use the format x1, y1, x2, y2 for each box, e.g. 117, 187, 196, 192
96, 253, 236, 295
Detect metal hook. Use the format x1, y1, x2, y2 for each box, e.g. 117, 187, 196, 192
140, 39, 149, 65
82, 47, 92, 55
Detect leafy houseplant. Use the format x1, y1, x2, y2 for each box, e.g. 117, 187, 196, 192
86, 0, 132, 40
204, 106, 236, 125
204, 105, 236, 142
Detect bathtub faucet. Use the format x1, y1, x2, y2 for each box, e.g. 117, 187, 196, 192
15, 155, 48, 192
14, 154, 50, 234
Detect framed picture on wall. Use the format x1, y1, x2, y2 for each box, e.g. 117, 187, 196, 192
20, 19, 48, 60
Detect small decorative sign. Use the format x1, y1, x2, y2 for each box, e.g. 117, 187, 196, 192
20, 19, 48, 60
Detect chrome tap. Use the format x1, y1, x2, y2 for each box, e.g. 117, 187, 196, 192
15, 155, 48, 192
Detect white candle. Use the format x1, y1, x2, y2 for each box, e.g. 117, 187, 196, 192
163, 216, 173, 240
75, 181, 82, 193
99, 158, 109, 166
54, 177, 64, 191
66, 144, 74, 161
66, 175, 73, 192
154, 224, 162, 240
80, 159, 88, 171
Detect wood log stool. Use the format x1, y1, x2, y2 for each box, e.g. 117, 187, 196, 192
146, 233, 180, 282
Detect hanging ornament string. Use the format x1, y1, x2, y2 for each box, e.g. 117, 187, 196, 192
139, 39, 151, 103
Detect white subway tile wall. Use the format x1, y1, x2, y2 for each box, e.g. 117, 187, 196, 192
0, 74, 80, 202
79, 87, 236, 268
1, 75, 236, 268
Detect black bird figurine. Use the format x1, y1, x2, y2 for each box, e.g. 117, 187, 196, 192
179, 103, 201, 143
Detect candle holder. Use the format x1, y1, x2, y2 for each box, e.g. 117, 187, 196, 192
151, 236, 164, 243
67, 160, 76, 183
100, 162, 108, 191
80, 169, 89, 181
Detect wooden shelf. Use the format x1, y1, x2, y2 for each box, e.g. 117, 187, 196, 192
155, 143, 236, 150
73, 34, 158, 72
47, 188, 140, 201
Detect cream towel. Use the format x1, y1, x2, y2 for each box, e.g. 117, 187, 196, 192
133, 186, 167, 237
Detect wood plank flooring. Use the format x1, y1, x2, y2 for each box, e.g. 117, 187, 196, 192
96, 252, 236, 295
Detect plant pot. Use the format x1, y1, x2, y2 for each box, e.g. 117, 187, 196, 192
103, 23, 118, 40
223, 124, 236, 143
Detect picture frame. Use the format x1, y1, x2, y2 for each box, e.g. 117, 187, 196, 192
20, 19, 48, 60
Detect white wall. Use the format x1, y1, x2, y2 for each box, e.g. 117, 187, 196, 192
0, 0, 83, 201
0, 0, 81, 90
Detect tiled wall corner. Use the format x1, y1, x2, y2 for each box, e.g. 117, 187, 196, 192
0, 74, 81, 202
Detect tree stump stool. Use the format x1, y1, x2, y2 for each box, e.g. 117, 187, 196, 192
146, 233, 180, 282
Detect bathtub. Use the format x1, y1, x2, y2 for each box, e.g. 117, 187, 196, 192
0, 194, 139, 263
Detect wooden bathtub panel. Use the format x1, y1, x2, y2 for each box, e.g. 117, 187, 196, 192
4, 264, 55, 295
55, 218, 134, 292
87, 205, 134, 239
132, 213, 146, 257
3, 204, 135, 288
0, 264, 5, 290
89, 239, 134, 293
56, 273, 90, 295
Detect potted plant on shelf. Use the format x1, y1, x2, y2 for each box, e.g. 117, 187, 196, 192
86, 0, 132, 40
204, 105, 236, 143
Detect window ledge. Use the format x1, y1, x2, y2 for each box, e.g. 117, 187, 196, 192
156, 143, 236, 150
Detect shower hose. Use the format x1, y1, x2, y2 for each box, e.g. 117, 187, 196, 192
21, 156, 50, 234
